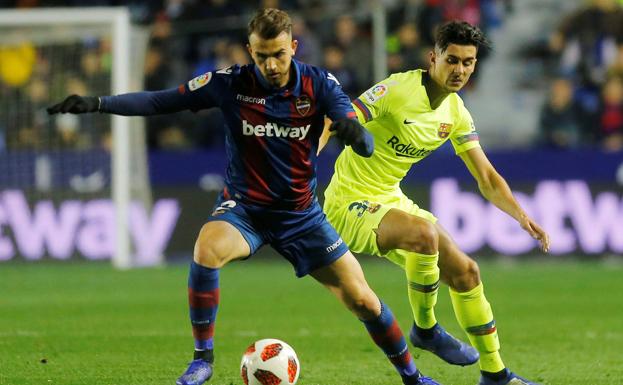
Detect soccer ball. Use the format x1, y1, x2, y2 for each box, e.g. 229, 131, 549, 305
240, 338, 300, 385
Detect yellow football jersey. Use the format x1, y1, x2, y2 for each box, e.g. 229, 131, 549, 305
325, 69, 481, 200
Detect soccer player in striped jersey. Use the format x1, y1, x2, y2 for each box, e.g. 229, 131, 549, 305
323, 21, 550, 385
48, 8, 443, 385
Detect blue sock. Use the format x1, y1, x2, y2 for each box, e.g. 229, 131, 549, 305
362, 301, 418, 378
188, 261, 219, 354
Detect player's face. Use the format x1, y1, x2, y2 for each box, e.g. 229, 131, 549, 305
429, 44, 477, 92
248, 31, 298, 88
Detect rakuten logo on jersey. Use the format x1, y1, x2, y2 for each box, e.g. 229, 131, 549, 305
242, 120, 310, 140
387, 135, 433, 158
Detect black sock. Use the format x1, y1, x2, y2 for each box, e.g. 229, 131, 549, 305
481, 368, 508, 381
194, 349, 214, 363
415, 322, 437, 340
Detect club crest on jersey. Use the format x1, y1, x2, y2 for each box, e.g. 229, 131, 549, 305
363, 84, 388, 104
188, 72, 212, 91
438, 123, 452, 138
295, 95, 312, 116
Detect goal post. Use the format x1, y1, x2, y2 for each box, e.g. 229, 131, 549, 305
0, 7, 153, 268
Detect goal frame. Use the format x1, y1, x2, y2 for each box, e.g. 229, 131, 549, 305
0, 7, 133, 268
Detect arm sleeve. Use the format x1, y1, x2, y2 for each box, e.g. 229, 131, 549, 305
320, 71, 374, 157
100, 87, 193, 116
321, 71, 358, 121
450, 104, 481, 154
350, 78, 392, 123
99, 70, 230, 116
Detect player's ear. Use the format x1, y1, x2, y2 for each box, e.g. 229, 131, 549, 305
246, 43, 253, 57
291, 39, 298, 55
428, 49, 437, 68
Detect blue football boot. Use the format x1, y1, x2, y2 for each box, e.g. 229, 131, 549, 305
478, 369, 540, 385
176, 359, 213, 385
402, 370, 444, 385
409, 323, 479, 366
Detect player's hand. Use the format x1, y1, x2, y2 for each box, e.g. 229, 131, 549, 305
328, 118, 374, 157
519, 215, 550, 252
47, 95, 100, 114
329, 118, 365, 146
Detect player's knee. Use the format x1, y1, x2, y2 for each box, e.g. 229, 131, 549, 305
451, 258, 481, 292
193, 226, 230, 268
406, 219, 438, 255
194, 242, 225, 268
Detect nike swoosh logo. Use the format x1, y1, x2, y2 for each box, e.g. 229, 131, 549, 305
403, 119, 417, 124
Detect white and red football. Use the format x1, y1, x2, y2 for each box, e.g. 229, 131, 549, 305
240, 338, 300, 385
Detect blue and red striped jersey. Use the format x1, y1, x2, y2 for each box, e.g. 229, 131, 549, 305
101, 59, 356, 210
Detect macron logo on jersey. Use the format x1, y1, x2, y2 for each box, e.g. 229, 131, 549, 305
242, 120, 311, 140
236, 94, 266, 105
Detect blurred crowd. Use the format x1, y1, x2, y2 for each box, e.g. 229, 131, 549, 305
536, 0, 623, 152
0, 40, 113, 152
2, 0, 622, 153
136, 0, 508, 150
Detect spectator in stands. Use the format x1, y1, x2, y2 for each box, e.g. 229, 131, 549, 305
598, 76, 623, 151
538, 77, 583, 149
143, 41, 188, 150
549, 0, 623, 89
386, 22, 428, 73
442, 0, 482, 27
332, 15, 371, 93
322, 44, 358, 97
0, 39, 36, 88
607, 44, 623, 79
80, 47, 108, 93
414, 0, 509, 48
292, 15, 321, 66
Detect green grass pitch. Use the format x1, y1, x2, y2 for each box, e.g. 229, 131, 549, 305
1, 257, 622, 385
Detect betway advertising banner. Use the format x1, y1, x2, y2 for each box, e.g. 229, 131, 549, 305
429, 179, 622, 255
0, 148, 621, 262
0, 190, 180, 264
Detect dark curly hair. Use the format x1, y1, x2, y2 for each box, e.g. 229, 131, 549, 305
435, 21, 491, 53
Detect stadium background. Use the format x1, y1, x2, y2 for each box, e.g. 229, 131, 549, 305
1, 1, 622, 384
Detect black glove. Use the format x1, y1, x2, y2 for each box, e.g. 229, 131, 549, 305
329, 118, 365, 146
47, 95, 100, 115
329, 118, 374, 157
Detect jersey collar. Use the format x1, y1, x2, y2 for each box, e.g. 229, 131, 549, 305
252, 59, 301, 97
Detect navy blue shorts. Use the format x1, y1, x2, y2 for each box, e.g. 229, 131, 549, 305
206, 194, 349, 277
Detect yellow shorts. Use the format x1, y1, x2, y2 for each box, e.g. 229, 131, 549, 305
323, 193, 437, 268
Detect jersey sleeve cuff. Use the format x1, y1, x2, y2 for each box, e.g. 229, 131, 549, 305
352, 98, 372, 123
454, 140, 481, 155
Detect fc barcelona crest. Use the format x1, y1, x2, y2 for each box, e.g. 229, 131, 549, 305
438, 123, 452, 138
295, 95, 312, 116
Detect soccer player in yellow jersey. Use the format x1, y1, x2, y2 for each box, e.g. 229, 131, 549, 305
323, 21, 550, 385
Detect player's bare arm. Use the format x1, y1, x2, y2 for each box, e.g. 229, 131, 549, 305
459, 147, 550, 252
317, 117, 333, 155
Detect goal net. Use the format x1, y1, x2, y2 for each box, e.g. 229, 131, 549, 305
0, 7, 158, 268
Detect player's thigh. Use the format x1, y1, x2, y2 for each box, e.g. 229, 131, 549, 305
375, 198, 439, 254
194, 197, 262, 268
194, 220, 251, 267
436, 223, 480, 289
310, 250, 380, 317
